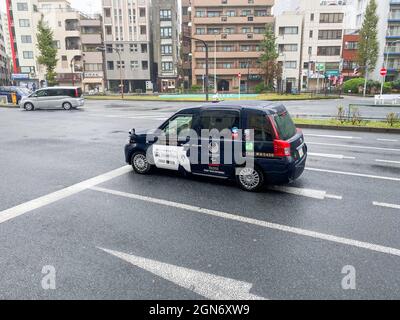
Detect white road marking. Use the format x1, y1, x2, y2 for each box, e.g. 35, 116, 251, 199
99, 247, 266, 300
307, 142, 400, 152
0, 166, 132, 225
373, 202, 400, 210
308, 152, 355, 160
376, 159, 400, 165
306, 167, 400, 182
377, 139, 398, 142
91, 186, 400, 258
269, 186, 342, 200
305, 134, 361, 140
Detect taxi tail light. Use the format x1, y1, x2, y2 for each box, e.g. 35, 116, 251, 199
274, 140, 291, 157
75, 89, 79, 97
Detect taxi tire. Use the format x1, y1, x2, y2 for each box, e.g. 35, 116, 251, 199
131, 151, 152, 174
236, 166, 265, 192
63, 102, 72, 110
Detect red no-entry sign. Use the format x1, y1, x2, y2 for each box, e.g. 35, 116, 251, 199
380, 68, 387, 77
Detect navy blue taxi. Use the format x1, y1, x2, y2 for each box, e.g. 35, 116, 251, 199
124, 101, 307, 192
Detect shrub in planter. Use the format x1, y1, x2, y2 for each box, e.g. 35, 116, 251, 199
343, 78, 365, 94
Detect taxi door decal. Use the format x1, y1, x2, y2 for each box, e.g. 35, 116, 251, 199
152, 145, 191, 173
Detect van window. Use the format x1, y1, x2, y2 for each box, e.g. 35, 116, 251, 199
199, 110, 240, 132
274, 112, 296, 141
36, 90, 48, 97
162, 115, 193, 137
247, 112, 273, 141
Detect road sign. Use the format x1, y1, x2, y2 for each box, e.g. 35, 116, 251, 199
380, 68, 387, 77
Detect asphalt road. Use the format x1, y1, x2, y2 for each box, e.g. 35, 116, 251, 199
0, 100, 399, 300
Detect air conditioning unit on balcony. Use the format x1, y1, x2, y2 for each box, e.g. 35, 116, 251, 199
221, 16, 227, 22
247, 33, 253, 39
248, 16, 254, 22
221, 33, 227, 39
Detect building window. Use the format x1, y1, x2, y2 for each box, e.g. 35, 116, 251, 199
309, 30, 313, 38
130, 60, 139, 69
23, 51, 33, 59
241, 27, 251, 34
19, 19, 30, 27
207, 11, 221, 17
241, 9, 252, 17
140, 25, 147, 35
105, 26, 112, 35
130, 44, 138, 52
141, 44, 147, 53
310, 13, 314, 21
284, 61, 297, 69
226, 10, 236, 17
196, 28, 206, 35
17, 2, 28, 11
117, 61, 125, 69
53, 40, 60, 48
160, 27, 172, 38
254, 27, 265, 34
21, 35, 32, 43
160, 9, 172, 20
142, 61, 148, 70
278, 44, 298, 52
104, 8, 111, 17
319, 13, 344, 23
279, 27, 298, 35
318, 30, 342, 40
116, 44, 124, 52
255, 10, 268, 17
161, 45, 172, 54
317, 46, 341, 56
139, 7, 146, 17
107, 61, 114, 70
344, 41, 358, 50
162, 62, 173, 71
195, 10, 206, 17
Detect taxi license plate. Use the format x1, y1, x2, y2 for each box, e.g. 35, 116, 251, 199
298, 147, 304, 158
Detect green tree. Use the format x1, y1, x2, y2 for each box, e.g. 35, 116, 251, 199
357, 0, 379, 78
258, 24, 281, 89
36, 16, 58, 86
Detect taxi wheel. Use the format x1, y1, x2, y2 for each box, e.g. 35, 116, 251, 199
236, 166, 264, 192
131, 152, 152, 174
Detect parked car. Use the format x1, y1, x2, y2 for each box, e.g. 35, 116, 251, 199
124, 101, 307, 191
0, 86, 31, 104
19, 86, 84, 111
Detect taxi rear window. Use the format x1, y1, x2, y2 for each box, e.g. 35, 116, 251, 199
274, 112, 296, 141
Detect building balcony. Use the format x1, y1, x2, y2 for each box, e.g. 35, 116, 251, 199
81, 34, 102, 44
194, 51, 262, 59
193, 16, 273, 25
191, 33, 264, 41
193, 0, 273, 6
193, 67, 260, 76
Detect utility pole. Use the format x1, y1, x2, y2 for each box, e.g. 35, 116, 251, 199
214, 35, 217, 94
247, 59, 250, 94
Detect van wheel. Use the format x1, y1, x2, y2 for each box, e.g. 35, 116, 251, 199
236, 166, 264, 192
24, 103, 34, 111
131, 152, 152, 174
62, 102, 72, 110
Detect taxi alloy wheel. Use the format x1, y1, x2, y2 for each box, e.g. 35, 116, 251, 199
63, 102, 72, 110
237, 166, 264, 192
132, 152, 152, 174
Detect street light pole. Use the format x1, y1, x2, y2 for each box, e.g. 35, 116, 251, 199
247, 59, 250, 94
183, 35, 209, 101
214, 35, 217, 94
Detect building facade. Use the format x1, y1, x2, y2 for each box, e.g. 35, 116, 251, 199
151, 0, 180, 93
5, 0, 40, 87
0, 12, 11, 86
102, 0, 152, 93
181, 0, 192, 90
275, 11, 303, 92
190, 0, 275, 93
80, 14, 105, 93
299, 0, 348, 91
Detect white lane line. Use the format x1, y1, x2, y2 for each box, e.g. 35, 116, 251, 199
376, 159, 400, 165
99, 247, 266, 300
308, 152, 355, 160
307, 142, 400, 152
305, 134, 361, 140
90, 186, 400, 257
377, 139, 398, 142
0, 166, 132, 225
306, 167, 400, 182
269, 186, 342, 200
373, 202, 400, 210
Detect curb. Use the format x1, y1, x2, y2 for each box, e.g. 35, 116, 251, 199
296, 123, 400, 133
0, 104, 19, 109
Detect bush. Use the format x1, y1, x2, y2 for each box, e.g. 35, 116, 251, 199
190, 85, 202, 93
254, 82, 266, 94
391, 80, 400, 91
337, 105, 346, 123
386, 112, 399, 127
343, 78, 365, 94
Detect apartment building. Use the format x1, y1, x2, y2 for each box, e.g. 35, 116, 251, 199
299, 0, 348, 91
382, 0, 400, 81
275, 12, 303, 92
0, 12, 11, 86
181, 0, 192, 89
37, 0, 86, 86
5, 0, 40, 87
102, 0, 152, 93
151, 0, 180, 92
80, 14, 105, 93
190, 0, 275, 93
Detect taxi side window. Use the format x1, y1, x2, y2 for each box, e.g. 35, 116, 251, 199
36, 90, 48, 97
162, 115, 193, 137
247, 112, 273, 142
198, 110, 240, 132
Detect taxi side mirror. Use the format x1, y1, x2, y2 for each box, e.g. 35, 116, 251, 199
129, 128, 136, 135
